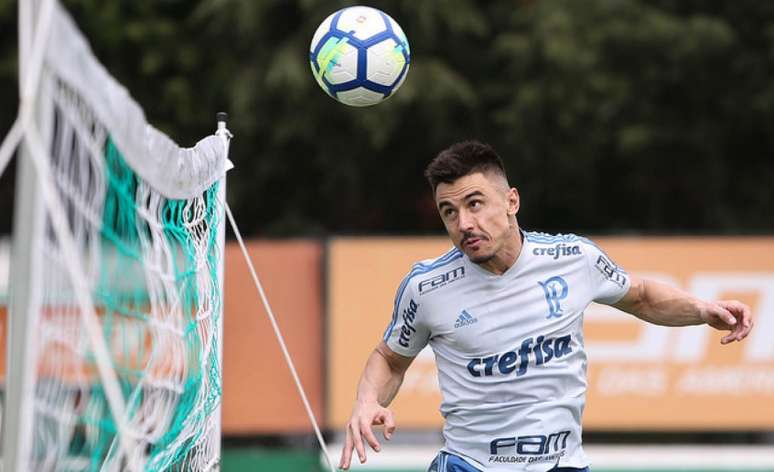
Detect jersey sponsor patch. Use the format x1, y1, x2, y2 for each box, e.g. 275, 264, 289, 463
466, 334, 573, 378
594, 254, 627, 288
489, 430, 571, 465
418, 265, 465, 295
532, 243, 581, 259
397, 298, 419, 348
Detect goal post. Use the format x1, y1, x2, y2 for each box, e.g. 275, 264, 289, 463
4, 0, 51, 469
1, 0, 233, 470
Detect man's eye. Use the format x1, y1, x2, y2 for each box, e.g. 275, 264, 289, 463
444, 209, 456, 218
470, 200, 482, 208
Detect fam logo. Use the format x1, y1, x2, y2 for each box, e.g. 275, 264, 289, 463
594, 255, 627, 288
538, 276, 569, 319
533, 243, 581, 260
489, 430, 571, 464
418, 266, 465, 295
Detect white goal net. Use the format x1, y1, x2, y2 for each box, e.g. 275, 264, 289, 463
0, 0, 232, 470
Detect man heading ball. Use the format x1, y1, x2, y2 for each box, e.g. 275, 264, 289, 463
339, 141, 753, 472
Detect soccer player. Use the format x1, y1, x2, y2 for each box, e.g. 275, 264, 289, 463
338, 141, 754, 472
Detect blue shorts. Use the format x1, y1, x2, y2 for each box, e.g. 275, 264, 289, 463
427, 451, 590, 472
427, 452, 480, 472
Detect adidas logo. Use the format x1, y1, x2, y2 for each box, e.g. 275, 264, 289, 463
454, 310, 478, 329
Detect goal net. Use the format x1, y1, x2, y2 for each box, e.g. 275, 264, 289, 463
1, 1, 232, 470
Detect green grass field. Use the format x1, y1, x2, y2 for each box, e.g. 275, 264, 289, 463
221, 448, 773, 472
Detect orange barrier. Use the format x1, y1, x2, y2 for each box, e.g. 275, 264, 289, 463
583, 237, 774, 430
222, 240, 324, 434
4, 237, 772, 433
327, 237, 774, 430
0, 240, 326, 435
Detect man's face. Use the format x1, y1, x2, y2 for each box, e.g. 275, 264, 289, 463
435, 172, 519, 264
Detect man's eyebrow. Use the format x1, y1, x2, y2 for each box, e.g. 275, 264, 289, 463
437, 191, 485, 209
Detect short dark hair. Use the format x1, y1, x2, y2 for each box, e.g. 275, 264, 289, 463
424, 140, 507, 192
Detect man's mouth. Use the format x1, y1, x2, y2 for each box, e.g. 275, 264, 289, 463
463, 236, 482, 249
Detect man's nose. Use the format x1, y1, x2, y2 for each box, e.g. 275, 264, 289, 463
457, 209, 475, 232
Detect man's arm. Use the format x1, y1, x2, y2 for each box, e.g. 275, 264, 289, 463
339, 341, 414, 470
612, 275, 754, 344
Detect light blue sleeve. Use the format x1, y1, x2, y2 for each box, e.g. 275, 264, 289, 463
382, 274, 430, 358
582, 238, 631, 304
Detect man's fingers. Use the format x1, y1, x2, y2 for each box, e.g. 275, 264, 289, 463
360, 418, 382, 452
339, 427, 353, 469
350, 421, 367, 464
738, 302, 753, 330
382, 410, 396, 440
717, 306, 737, 326
342, 405, 398, 468
720, 318, 748, 344
736, 317, 754, 341
705, 304, 736, 330
716, 300, 754, 343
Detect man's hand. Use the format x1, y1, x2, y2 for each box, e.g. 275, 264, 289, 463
700, 300, 753, 344
339, 401, 396, 470
339, 343, 412, 469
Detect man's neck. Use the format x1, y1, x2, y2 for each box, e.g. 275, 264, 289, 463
477, 226, 523, 275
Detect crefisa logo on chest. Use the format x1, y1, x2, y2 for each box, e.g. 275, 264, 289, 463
466, 334, 573, 378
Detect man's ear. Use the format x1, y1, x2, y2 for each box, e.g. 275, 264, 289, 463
507, 187, 520, 216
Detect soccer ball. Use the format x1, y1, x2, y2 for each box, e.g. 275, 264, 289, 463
309, 6, 411, 107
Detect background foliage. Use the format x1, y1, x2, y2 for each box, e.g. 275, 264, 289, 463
1, 0, 773, 236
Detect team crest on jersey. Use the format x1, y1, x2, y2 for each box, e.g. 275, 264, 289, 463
538, 276, 569, 319
454, 309, 478, 329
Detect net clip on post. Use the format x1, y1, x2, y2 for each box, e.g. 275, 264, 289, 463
216, 112, 234, 171
216, 112, 233, 140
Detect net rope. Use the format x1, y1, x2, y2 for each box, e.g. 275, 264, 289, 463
223, 203, 336, 472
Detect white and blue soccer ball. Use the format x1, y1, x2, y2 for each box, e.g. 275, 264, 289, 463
309, 6, 410, 107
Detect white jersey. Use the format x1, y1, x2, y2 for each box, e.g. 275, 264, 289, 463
383, 231, 630, 471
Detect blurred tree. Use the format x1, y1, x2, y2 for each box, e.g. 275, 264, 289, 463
0, 0, 772, 236
0, 0, 18, 233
